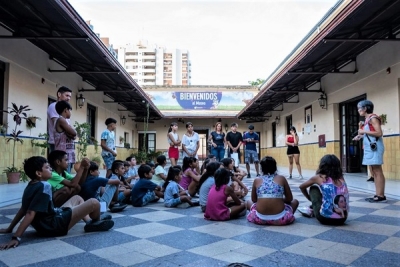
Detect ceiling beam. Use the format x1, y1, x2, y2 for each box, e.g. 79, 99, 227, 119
48, 69, 119, 74
103, 100, 136, 103
270, 89, 322, 93
0, 35, 88, 40
287, 71, 356, 75
323, 38, 400, 42
79, 88, 135, 93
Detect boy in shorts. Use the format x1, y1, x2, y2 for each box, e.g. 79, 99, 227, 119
131, 165, 164, 207
101, 118, 117, 178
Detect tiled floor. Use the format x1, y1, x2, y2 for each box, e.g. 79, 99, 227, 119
0, 168, 399, 266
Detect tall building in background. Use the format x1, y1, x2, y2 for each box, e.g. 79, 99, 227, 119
118, 40, 191, 86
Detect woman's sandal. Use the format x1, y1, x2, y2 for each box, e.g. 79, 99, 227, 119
369, 195, 387, 203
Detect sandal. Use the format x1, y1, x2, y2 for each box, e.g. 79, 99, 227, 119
369, 196, 387, 203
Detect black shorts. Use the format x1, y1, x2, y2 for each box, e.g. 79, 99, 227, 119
287, 146, 300, 155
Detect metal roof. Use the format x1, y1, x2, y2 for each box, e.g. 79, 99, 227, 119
0, 0, 163, 121
238, 0, 400, 121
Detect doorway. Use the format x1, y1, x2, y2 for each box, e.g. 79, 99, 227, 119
339, 94, 366, 173
196, 129, 209, 160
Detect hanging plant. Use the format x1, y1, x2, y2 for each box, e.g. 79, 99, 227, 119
379, 114, 387, 125
26, 116, 41, 129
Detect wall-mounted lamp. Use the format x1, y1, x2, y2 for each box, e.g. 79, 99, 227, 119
120, 115, 126, 125
224, 123, 229, 132
318, 93, 327, 109
76, 94, 85, 109
275, 116, 280, 125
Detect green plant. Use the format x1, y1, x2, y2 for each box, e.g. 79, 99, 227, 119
0, 123, 7, 136
119, 136, 124, 143
73, 121, 91, 161
380, 114, 387, 125
31, 133, 49, 156
131, 150, 148, 164
124, 142, 131, 149
148, 150, 163, 162
91, 155, 102, 165
90, 136, 99, 154
2, 166, 28, 182
1, 103, 31, 178
26, 116, 41, 129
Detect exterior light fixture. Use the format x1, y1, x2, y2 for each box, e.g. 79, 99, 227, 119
275, 116, 280, 125
224, 124, 229, 132
120, 115, 126, 125
76, 94, 85, 109
318, 93, 327, 109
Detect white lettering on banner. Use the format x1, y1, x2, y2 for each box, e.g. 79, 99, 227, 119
179, 92, 218, 101
195, 101, 206, 105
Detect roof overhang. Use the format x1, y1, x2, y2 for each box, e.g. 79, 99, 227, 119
0, 0, 163, 120
238, 0, 400, 119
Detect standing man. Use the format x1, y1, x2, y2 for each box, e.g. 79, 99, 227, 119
182, 122, 200, 159
47, 86, 72, 152
243, 125, 260, 178
226, 123, 243, 166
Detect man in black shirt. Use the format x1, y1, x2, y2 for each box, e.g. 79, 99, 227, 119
225, 123, 243, 164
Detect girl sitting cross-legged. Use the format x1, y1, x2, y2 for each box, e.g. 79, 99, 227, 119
198, 161, 222, 212
247, 156, 298, 226
204, 168, 246, 221
179, 157, 202, 196
163, 166, 199, 208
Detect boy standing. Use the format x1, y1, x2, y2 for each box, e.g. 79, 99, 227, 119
226, 123, 243, 165
54, 100, 77, 172
131, 165, 164, 207
48, 150, 89, 207
101, 118, 117, 178
243, 125, 260, 178
0, 156, 114, 249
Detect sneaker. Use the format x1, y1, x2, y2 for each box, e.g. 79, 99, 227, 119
84, 220, 114, 232
191, 200, 200, 207
298, 206, 314, 218
110, 203, 128, 213
365, 195, 377, 201
256, 173, 261, 177
369, 196, 387, 203
367, 177, 374, 182
247, 174, 251, 178
288, 175, 292, 179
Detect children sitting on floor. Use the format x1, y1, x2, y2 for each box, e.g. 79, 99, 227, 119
0, 156, 114, 250
109, 160, 132, 204
198, 162, 222, 212
163, 166, 198, 208
47, 150, 89, 207
179, 157, 202, 196
298, 154, 349, 225
204, 168, 246, 221
131, 164, 164, 207
246, 156, 298, 226
79, 161, 127, 212
152, 155, 167, 186
125, 156, 139, 186
221, 158, 248, 199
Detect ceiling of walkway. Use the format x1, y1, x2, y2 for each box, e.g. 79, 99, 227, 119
238, 0, 400, 121
0, 0, 163, 121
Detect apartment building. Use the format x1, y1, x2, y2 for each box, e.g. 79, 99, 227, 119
118, 41, 191, 86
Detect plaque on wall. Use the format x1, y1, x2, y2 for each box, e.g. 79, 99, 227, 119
318, 134, 326, 148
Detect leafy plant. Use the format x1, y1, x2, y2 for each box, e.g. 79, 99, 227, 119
1, 103, 31, 176
73, 121, 91, 161
90, 136, 99, 154
26, 116, 41, 129
31, 133, 49, 156
131, 150, 148, 164
119, 136, 125, 143
91, 155, 102, 166
0, 123, 7, 136
2, 166, 28, 182
124, 142, 131, 149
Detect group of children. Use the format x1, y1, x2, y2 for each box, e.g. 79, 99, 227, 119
0, 148, 352, 250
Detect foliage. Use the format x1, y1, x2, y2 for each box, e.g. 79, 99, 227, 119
73, 121, 91, 161
1, 103, 31, 177
26, 116, 41, 129
380, 114, 387, 125
131, 150, 148, 164
90, 136, 99, 154
148, 150, 163, 161
124, 142, 131, 149
2, 166, 28, 182
31, 133, 49, 156
0, 123, 7, 136
248, 78, 265, 87
119, 136, 125, 143
91, 156, 102, 165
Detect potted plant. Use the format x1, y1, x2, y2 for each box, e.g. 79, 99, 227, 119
73, 121, 91, 171
26, 116, 41, 129
124, 142, 131, 149
1, 103, 31, 183
119, 136, 124, 144
131, 150, 148, 164
0, 123, 7, 136
31, 133, 50, 156
91, 156, 102, 167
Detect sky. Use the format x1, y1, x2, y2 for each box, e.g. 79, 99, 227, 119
68, 0, 338, 85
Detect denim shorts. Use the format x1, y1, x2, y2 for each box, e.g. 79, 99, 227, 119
142, 190, 156, 206
164, 197, 182, 207
102, 153, 115, 170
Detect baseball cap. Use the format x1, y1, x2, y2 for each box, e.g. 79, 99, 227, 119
248, 125, 254, 130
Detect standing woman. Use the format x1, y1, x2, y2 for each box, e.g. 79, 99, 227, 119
353, 100, 386, 203
167, 122, 181, 166
209, 122, 226, 161
182, 122, 200, 159
286, 126, 303, 179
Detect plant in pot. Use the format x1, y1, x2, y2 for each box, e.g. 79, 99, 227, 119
124, 142, 131, 149
31, 133, 49, 156
0, 123, 7, 136
26, 115, 41, 129
119, 136, 124, 144
1, 103, 31, 183
73, 121, 91, 172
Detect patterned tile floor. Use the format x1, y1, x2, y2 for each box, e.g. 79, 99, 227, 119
0, 174, 399, 266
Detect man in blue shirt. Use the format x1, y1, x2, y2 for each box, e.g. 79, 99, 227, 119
243, 125, 260, 178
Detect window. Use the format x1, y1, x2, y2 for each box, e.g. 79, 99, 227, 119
272, 122, 276, 147
286, 115, 292, 134
87, 103, 96, 141
138, 133, 156, 152
0, 61, 5, 125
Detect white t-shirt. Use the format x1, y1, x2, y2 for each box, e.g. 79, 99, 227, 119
182, 132, 200, 158
47, 102, 70, 144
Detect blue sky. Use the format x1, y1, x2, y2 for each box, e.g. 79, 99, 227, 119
69, 0, 337, 85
